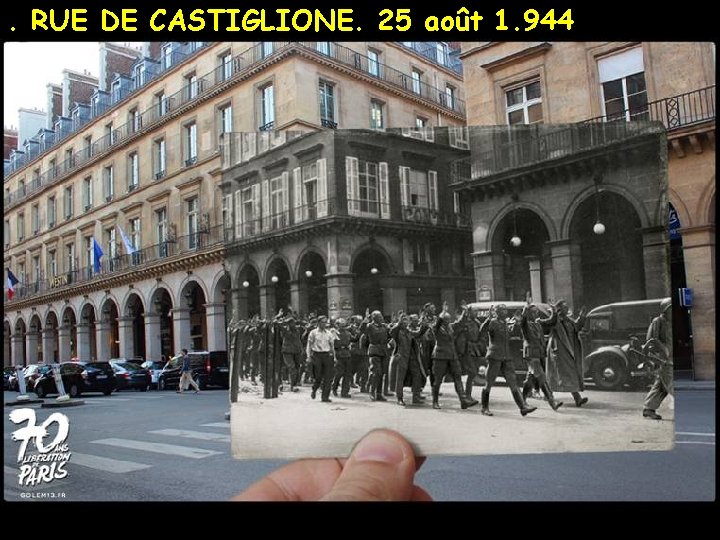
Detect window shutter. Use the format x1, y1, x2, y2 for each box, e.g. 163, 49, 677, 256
402, 239, 414, 274
281, 171, 290, 225
346, 156, 358, 215
234, 190, 243, 238
223, 194, 232, 231
261, 180, 270, 231
449, 127, 458, 147
453, 191, 460, 214
424, 127, 435, 142
317, 158, 328, 217
378, 162, 390, 219
399, 166, 410, 207
428, 170, 438, 211
252, 183, 261, 235
293, 167, 303, 223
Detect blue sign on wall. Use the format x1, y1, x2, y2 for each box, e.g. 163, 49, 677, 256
679, 287, 693, 307
668, 204, 681, 240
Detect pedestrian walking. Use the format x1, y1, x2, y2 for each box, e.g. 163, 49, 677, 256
306, 316, 336, 402
545, 300, 588, 407
177, 348, 200, 394
361, 310, 390, 402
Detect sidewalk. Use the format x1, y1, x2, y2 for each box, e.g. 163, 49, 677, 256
674, 379, 715, 391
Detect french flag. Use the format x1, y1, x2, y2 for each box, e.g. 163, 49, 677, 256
7, 269, 19, 300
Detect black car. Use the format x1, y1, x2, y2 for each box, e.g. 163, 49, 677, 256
34, 361, 116, 398
111, 361, 151, 391
157, 351, 229, 391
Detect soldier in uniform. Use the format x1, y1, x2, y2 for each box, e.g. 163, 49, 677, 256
361, 310, 390, 402
349, 316, 368, 392
389, 313, 429, 406
277, 315, 303, 392
479, 304, 537, 416
419, 303, 437, 392
430, 306, 479, 410
301, 318, 317, 385
331, 318, 354, 398
642, 298, 673, 420
228, 316, 242, 403
454, 305, 486, 402
519, 302, 563, 411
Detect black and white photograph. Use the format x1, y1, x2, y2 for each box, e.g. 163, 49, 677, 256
226, 123, 675, 459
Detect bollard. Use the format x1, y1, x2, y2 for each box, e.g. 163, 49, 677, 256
52, 364, 70, 402
15, 366, 30, 402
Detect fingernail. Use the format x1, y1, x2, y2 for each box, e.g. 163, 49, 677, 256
351, 431, 405, 464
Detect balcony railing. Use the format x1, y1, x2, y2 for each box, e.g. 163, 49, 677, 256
221, 131, 305, 169
4, 40, 465, 204
401, 205, 471, 228
471, 121, 657, 179
585, 85, 715, 131
5, 224, 225, 303
395, 42, 463, 75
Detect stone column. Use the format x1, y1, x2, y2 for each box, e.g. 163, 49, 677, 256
144, 313, 162, 361
25, 329, 39, 365
172, 308, 192, 353
680, 225, 716, 380
230, 288, 242, 319
42, 328, 56, 363
75, 323, 91, 361
548, 240, 584, 309
542, 249, 555, 303
289, 280, 309, 315
205, 303, 228, 352
259, 285, 274, 319
526, 256, 543, 303
440, 287, 456, 313
96, 321, 111, 361
4, 334, 10, 366
11, 333, 25, 367
472, 251, 506, 302
325, 273, 354, 319
58, 324, 72, 363
642, 226, 671, 299
117, 316, 135, 359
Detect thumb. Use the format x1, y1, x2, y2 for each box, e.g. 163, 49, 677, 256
321, 430, 418, 501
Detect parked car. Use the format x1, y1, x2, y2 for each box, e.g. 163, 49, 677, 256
580, 298, 670, 390
141, 360, 167, 389
4, 366, 17, 390
157, 351, 229, 391
34, 361, 116, 398
111, 361, 151, 391
110, 357, 145, 366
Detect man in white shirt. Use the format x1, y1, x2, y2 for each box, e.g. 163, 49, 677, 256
306, 316, 336, 402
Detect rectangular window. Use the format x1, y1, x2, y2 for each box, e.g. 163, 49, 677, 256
219, 104, 233, 135
128, 152, 139, 190
156, 92, 169, 117
64, 148, 74, 172
411, 70, 422, 95
260, 84, 274, 129
268, 175, 288, 229
18, 262, 25, 285
83, 177, 93, 210
219, 51, 233, 81
85, 236, 93, 269
156, 207, 168, 257
83, 135, 92, 159
409, 170, 428, 208
65, 243, 75, 272
302, 163, 318, 220
445, 84, 456, 109
47, 196, 56, 228
368, 49, 380, 77
598, 48, 648, 121
130, 217, 141, 251
370, 100, 384, 130
186, 73, 198, 101
111, 80, 121, 103
133, 63, 145, 89
105, 123, 116, 146
3, 220, 9, 247
129, 108, 141, 133
436, 43, 448, 66
241, 187, 257, 236
106, 228, 117, 262
31, 204, 39, 234
358, 161, 379, 216
261, 42, 274, 58
185, 123, 198, 165
17, 213, 24, 241
154, 139, 166, 179
412, 242, 429, 273
318, 81, 335, 126
316, 42, 331, 56
48, 250, 57, 277
48, 159, 56, 179
64, 186, 73, 219
162, 44, 173, 70
187, 197, 199, 249
103, 165, 114, 201
32, 255, 41, 284
506, 81, 543, 125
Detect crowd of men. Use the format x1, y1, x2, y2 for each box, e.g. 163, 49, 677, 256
228, 298, 603, 417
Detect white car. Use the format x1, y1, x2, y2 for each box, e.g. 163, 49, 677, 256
141, 360, 167, 389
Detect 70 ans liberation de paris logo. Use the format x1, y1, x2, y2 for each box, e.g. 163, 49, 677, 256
10, 408, 71, 487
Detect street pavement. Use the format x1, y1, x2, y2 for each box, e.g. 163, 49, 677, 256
3, 383, 714, 501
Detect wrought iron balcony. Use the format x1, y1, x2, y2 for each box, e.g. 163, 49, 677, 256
321, 118, 338, 129
400, 205, 471, 228
584, 85, 715, 131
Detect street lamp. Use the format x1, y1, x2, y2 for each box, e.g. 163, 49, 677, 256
271, 275, 279, 284
370, 267, 379, 275
305, 270, 313, 278
510, 196, 521, 247
593, 175, 605, 235
242, 280, 250, 288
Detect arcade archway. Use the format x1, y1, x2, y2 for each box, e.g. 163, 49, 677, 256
297, 251, 328, 316
237, 265, 261, 319
351, 247, 392, 315
266, 258, 291, 316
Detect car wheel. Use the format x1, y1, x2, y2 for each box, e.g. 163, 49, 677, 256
592, 356, 628, 391
35, 384, 46, 398
68, 384, 80, 398
158, 377, 166, 391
